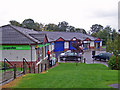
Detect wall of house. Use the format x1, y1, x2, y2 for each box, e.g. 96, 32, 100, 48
2, 48, 36, 62
90, 41, 94, 49
49, 43, 52, 52
64, 41, 69, 51
51, 42, 54, 52
100, 41, 102, 48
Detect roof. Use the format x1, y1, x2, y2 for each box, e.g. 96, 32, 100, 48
0, 25, 46, 44
0, 24, 99, 44
38, 31, 98, 42
29, 34, 46, 43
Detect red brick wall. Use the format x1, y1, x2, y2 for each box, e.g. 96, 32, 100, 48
64, 48, 69, 51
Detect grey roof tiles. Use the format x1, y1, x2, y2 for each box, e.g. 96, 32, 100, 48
0, 24, 99, 44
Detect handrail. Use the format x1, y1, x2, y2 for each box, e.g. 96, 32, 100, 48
4, 58, 14, 67
23, 58, 30, 66
23, 58, 31, 73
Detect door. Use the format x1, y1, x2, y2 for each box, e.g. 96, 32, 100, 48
69, 41, 76, 50
54, 41, 64, 52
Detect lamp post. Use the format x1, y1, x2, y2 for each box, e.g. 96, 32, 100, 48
110, 32, 112, 40
118, 29, 120, 37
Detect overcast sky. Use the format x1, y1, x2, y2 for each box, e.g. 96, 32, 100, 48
0, 0, 119, 31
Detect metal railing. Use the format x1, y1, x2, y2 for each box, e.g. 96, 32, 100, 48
23, 58, 31, 74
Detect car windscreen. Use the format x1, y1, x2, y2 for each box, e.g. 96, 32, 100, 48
67, 52, 77, 56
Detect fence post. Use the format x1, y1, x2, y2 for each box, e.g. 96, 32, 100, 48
4, 59, 6, 72
41, 64, 43, 72
38, 64, 39, 73
84, 58, 86, 63
29, 65, 31, 73
33, 63, 35, 73
45, 64, 47, 71
23, 59, 25, 74
14, 64, 16, 79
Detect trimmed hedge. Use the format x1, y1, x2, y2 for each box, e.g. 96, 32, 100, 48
108, 56, 120, 70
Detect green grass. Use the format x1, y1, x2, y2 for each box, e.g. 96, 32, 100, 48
102, 46, 106, 49
12, 63, 118, 88
0, 68, 27, 73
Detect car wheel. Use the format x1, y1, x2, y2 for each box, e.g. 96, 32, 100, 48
106, 58, 109, 62
63, 58, 66, 61
93, 57, 96, 60
78, 58, 81, 61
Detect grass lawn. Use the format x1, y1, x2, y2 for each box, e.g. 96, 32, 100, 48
10, 63, 118, 88
102, 46, 106, 49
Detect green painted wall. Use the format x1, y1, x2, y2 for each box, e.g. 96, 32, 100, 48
0, 45, 30, 50
0, 43, 50, 50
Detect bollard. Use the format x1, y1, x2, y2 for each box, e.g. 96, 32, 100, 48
84, 58, 86, 63
29, 65, 31, 73
33, 63, 35, 73
41, 64, 43, 72
4, 59, 6, 72
14, 64, 16, 79
45, 64, 47, 71
93, 59, 94, 63
23, 60, 25, 74
38, 64, 39, 73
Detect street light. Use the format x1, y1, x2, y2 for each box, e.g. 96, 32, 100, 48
110, 32, 112, 40
118, 29, 120, 37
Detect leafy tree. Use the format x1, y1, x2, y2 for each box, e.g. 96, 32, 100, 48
22, 19, 35, 29
106, 34, 120, 69
9, 20, 21, 27
91, 32, 97, 37
45, 23, 58, 31
34, 22, 41, 31
58, 21, 69, 32
112, 29, 117, 40
75, 28, 87, 34
104, 26, 112, 33
90, 24, 103, 33
67, 26, 75, 32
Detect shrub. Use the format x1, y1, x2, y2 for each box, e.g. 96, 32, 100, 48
108, 56, 120, 70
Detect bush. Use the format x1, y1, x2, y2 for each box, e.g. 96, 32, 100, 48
108, 56, 120, 70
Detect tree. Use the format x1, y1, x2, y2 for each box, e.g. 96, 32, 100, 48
90, 24, 103, 33
9, 20, 21, 27
45, 23, 58, 31
22, 19, 35, 29
75, 28, 87, 34
67, 26, 75, 32
106, 34, 120, 69
58, 21, 69, 32
34, 22, 41, 31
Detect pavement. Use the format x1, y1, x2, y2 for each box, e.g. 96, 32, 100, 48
56, 49, 108, 67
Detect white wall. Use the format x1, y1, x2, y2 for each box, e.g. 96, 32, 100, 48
49, 43, 52, 52
64, 42, 69, 49
100, 41, 102, 46
1, 49, 36, 62
52, 43, 54, 51
90, 41, 94, 47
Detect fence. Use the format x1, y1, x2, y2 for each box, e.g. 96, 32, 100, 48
1, 58, 55, 85
1, 58, 23, 85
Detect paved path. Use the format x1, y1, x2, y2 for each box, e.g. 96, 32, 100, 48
108, 84, 120, 88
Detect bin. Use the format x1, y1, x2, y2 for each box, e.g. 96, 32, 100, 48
92, 51, 95, 56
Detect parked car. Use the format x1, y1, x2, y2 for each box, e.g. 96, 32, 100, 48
60, 50, 83, 61
92, 52, 112, 61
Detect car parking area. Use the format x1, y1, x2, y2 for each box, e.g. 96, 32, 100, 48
56, 49, 108, 67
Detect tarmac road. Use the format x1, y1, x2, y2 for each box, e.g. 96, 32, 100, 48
57, 49, 108, 67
